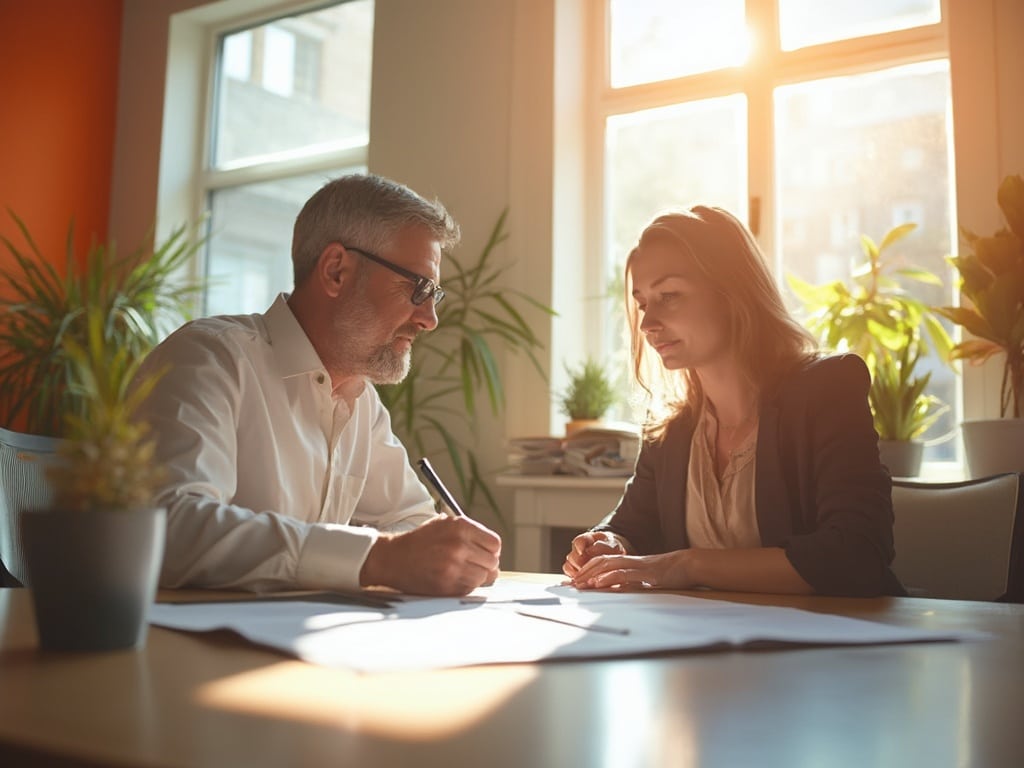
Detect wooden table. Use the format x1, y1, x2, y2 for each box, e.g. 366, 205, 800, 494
1, 573, 1022, 768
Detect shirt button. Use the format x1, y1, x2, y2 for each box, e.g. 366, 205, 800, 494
316, 374, 325, 384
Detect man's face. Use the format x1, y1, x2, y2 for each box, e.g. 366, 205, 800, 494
331, 226, 443, 385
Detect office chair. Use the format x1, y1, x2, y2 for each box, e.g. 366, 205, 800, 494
891, 473, 1024, 602
0, 426, 61, 587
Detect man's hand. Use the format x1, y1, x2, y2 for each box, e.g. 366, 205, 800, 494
360, 515, 501, 596
562, 531, 629, 579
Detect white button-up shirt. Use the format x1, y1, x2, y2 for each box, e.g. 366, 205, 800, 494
134, 294, 437, 592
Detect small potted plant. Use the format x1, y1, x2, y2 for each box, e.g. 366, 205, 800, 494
789, 221, 953, 474
0, 212, 202, 585
869, 339, 948, 477
19, 308, 168, 651
934, 173, 1024, 476
559, 357, 618, 435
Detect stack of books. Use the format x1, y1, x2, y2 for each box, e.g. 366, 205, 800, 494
507, 436, 565, 475
507, 423, 641, 477
560, 424, 640, 477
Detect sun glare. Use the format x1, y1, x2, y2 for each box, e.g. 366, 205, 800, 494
610, 0, 750, 88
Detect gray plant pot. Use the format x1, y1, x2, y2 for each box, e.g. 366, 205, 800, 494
20, 507, 166, 652
878, 439, 924, 478
962, 418, 1024, 478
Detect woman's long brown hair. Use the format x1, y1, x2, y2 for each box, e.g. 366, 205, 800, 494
624, 206, 817, 440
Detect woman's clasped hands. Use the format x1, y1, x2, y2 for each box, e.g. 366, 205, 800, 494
563, 530, 695, 590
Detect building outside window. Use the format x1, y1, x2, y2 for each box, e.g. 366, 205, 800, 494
201, 0, 374, 317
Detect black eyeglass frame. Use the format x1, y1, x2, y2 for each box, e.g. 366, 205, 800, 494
342, 244, 445, 306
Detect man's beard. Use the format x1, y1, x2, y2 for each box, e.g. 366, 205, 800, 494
330, 293, 415, 385
363, 336, 412, 384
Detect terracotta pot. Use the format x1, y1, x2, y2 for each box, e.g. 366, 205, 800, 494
565, 419, 601, 436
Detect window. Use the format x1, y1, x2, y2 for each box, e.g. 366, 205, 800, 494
201, 0, 374, 316
595, 0, 957, 467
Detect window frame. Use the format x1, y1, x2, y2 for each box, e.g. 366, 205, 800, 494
192, 0, 371, 309
586, 0, 959, 475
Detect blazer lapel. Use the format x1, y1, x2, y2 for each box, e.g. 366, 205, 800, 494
659, 413, 695, 551
755, 399, 791, 546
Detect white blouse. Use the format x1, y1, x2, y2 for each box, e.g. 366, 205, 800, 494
685, 405, 761, 549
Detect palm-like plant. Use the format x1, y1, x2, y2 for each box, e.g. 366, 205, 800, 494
0, 211, 204, 436
787, 222, 953, 366
377, 209, 555, 523
869, 339, 948, 442
789, 222, 953, 443
48, 307, 167, 512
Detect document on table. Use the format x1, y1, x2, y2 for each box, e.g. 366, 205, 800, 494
148, 579, 978, 673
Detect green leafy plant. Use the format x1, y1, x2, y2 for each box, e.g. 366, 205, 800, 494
935, 174, 1024, 418
869, 339, 948, 442
377, 209, 555, 523
559, 357, 617, 421
788, 222, 952, 365
0, 211, 205, 436
789, 222, 953, 442
48, 308, 166, 512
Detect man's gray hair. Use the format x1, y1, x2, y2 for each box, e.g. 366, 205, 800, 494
291, 173, 461, 286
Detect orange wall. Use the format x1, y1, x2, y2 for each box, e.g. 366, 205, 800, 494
0, 0, 123, 273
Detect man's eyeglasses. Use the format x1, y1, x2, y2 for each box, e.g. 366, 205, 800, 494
342, 245, 445, 307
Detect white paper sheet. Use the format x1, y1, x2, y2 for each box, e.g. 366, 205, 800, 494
148, 580, 978, 672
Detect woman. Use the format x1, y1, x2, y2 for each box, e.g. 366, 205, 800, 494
563, 206, 904, 597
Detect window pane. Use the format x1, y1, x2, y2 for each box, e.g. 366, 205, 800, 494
213, 1, 373, 166
775, 60, 957, 461
604, 96, 747, 420
609, 0, 748, 88
606, 95, 747, 269
204, 168, 364, 316
779, 0, 940, 51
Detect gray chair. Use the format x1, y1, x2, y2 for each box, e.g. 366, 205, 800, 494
891, 473, 1024, 602
0, 426, 61, 587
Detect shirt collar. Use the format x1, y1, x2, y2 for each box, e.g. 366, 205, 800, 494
262, 293, 326, 379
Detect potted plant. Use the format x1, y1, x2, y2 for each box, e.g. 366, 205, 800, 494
377, 209, 555, 526
869, 339, 948, 477
788, 222, 953, 475
0, 211, 203, 585
559, 357, 618, 436
19, 308, 168, 651
934, 173, 1024, 477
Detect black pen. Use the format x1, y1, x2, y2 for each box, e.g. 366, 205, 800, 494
417, 457, 467, 517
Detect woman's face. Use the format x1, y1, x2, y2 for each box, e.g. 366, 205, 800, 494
629, 238, 732, 372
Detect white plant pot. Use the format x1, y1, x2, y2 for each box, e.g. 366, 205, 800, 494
878, 439, 924, 478
961, 418, 1024, 479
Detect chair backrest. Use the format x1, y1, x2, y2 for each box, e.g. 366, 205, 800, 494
0, 426, 61, 586
891, 473, 1024, 602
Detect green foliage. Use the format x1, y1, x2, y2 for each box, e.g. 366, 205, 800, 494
934, 174, 1024, 418
0, 211, 205, 436
787, 222, 953, 366
377, 209, 555, 525
559, 357, 617, 420
869, 340, 947, 441
47, 308, 167, 512
789, 222, 952, 442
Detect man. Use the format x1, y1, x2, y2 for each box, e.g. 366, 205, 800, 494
135, 174, 502, 596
